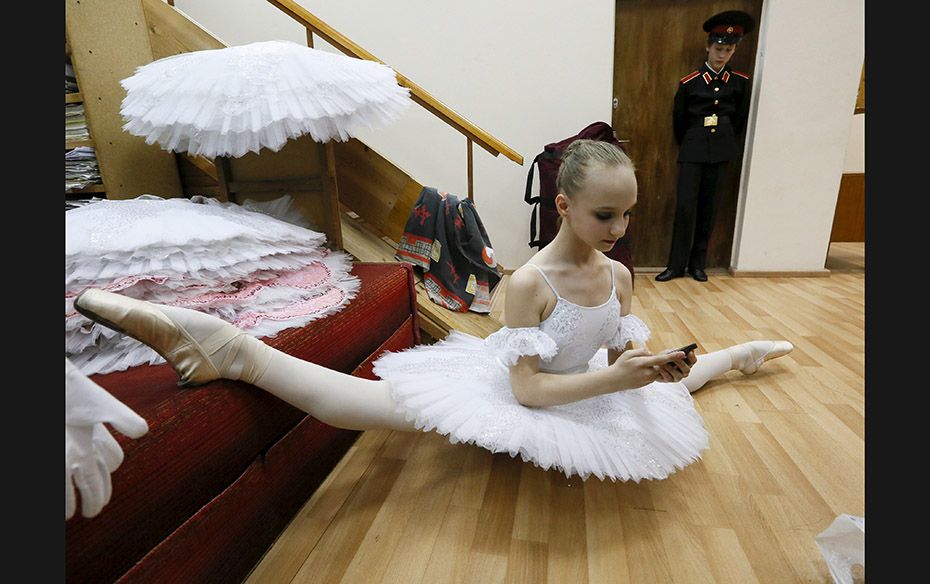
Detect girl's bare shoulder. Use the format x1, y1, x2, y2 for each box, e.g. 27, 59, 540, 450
508, 263, 548, 296
505, 263, 554, 327
610, 259, 633, 287
609, 259, 634, 306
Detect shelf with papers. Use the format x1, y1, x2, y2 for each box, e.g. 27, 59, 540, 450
66, 39, 102, 197
67, 183, 106, 195
66, 138, 94, 150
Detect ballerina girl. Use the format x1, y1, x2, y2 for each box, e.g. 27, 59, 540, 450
74, 139, 791, 481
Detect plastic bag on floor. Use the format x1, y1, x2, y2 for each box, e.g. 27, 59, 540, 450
815, 514, 864, 584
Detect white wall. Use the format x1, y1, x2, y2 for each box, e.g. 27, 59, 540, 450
173, 0, 864, 272
174, 0, 615, 269
844, 114, 865, 174
731, 0, 865, 272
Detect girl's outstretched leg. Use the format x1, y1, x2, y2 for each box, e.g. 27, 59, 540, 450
682, 340, 793, 393
252, 352, 413, 431
74, 289, 414, 431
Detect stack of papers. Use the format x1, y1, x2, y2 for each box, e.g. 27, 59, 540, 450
65, 62, 78, 94
66, 103, 89, 142
65, 146, 100, 191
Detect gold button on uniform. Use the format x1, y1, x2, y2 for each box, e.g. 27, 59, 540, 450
710, 128, 716, 133
714, 99, 719, 104
714, 87, 720, 92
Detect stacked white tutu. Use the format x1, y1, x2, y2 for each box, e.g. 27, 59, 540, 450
120, 40, 413, 158
374, 328, 710, 482
66, 195, 359, 375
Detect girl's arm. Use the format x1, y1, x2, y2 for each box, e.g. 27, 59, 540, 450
505, 263, 678, 408
509, 350, 665, 407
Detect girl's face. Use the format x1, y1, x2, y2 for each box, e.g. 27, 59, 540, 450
706, 42, 737, 70
557, 165, 637, 252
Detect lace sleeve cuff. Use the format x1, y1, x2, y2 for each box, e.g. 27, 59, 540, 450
606, 313, 651, 349
484, 326, 558, 366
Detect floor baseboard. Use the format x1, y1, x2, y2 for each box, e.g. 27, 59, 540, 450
727, 267, 831, 278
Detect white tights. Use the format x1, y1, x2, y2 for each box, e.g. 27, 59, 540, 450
253, 351, 412, 431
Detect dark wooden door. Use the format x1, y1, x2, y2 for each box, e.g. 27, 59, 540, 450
829, 173, 865, 242
612, 0, 763, 268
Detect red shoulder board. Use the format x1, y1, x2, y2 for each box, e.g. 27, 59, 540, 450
732, 70, 750, 80
680, 71, 700, 84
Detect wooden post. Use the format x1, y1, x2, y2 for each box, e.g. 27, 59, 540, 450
306, 29, 314, 48
466, 138, 474, 201
321, 142, 343, 249
214, 156, 233, 202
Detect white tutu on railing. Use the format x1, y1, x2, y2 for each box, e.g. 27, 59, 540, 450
120, 39, 413, 158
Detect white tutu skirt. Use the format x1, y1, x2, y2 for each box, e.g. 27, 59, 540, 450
373, 331, 710, 482
120, 40, 412, 158
65, 196, 359, 375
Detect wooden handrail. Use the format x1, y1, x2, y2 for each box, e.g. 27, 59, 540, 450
267, 0, 523, 166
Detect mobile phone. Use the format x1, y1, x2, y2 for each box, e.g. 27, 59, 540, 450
667, 343, 698, 368
675, 343, 698, 356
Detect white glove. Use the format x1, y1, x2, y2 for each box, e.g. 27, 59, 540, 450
65, 358, 148, 519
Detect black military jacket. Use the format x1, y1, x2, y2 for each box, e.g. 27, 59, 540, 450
673, 63, 752, 163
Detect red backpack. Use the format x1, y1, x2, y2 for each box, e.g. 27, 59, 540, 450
524, 122, 635, 276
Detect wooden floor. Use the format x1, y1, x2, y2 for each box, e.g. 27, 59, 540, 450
825, 242, 865, 272
246, 271, 864, 584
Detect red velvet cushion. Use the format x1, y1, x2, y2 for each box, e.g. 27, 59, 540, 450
66, 263, 419, 584
114, 316, 419, 584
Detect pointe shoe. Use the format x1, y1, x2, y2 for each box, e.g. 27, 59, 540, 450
74, 289, 271, 387
738, 340, 794, 375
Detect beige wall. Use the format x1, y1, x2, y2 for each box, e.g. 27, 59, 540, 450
173, 0, 864, 272
731, 0, 864, 272
844, 114, 865, 174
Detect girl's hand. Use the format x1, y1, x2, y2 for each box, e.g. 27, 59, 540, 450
655, 348, 695, 383
608, 348, 696, 388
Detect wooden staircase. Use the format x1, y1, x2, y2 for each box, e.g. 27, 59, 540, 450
340, 210, 506, 340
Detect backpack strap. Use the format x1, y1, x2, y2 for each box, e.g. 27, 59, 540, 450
524, 151, 545, 248
524, 151, 544, 206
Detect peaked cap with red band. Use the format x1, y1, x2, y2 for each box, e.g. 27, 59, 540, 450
703, 10, 755, 44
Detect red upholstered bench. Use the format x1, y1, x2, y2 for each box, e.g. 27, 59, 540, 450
66, 262, 420, 584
